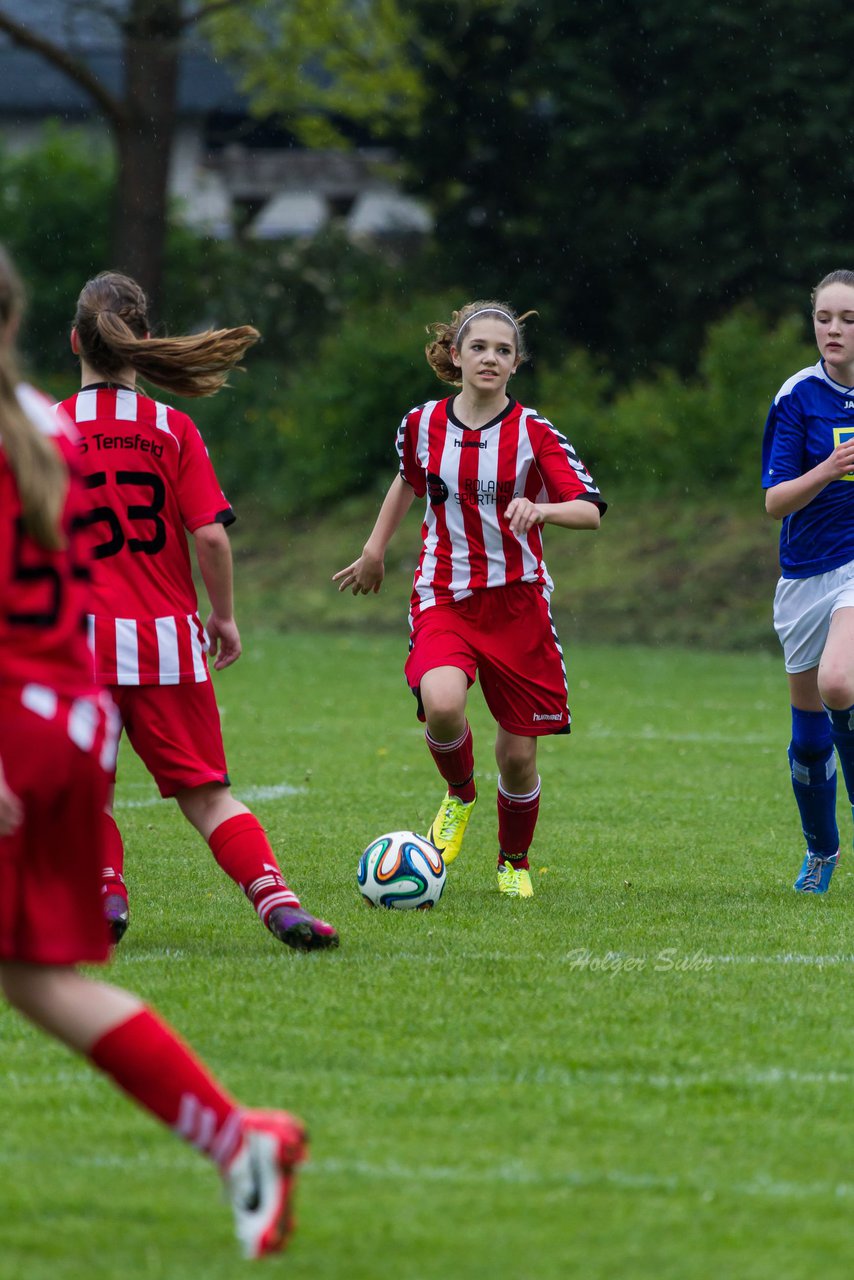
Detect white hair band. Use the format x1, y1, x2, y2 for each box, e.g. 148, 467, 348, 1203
455, 308, 519, 345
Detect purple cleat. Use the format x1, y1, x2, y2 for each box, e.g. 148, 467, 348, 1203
103, 892, 129, 945
266, 906, 339, 952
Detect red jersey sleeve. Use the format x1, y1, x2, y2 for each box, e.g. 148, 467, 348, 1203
530, 415, 607, 510
173, 410, 235, 532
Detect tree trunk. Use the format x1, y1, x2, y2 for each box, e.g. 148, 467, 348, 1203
112, 1, 183, 317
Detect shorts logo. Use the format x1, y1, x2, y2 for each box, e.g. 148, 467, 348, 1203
427, 472, 449, 505
533, 712, 563, 722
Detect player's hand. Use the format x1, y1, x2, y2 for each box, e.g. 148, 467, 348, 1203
206, 614, 242, 669
0, 763, 23, 836
332, 551, 385, 595
824, 438, 854, 480
505, 496, 545, 536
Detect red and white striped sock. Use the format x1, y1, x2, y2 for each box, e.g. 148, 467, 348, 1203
497, 777, 541, 869
101, 812, 127, 898
426, 723, 476, 803
89, 1007, 242, 1169
208, 813, 300, 925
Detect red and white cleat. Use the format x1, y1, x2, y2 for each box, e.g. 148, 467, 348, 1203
224, 1109, 308, 1259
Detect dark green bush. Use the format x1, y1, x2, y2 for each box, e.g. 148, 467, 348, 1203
534, 306, 814, 495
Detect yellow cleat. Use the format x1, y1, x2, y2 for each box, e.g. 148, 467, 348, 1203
497, 864, 534, 898
427, 791, 477, 866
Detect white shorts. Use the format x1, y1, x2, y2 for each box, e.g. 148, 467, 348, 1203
773, 559, 854, 672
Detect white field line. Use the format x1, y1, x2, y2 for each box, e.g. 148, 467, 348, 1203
114, 782, 305, 810
0, 1146, 852, 1202
5, 1062, 853, 1093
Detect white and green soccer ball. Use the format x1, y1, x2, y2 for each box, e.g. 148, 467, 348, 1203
357, 831, 446, 910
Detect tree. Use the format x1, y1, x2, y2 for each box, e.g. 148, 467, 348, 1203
394, 0, 854, 370
0, 0, 422, 312
0, 1, 204, 310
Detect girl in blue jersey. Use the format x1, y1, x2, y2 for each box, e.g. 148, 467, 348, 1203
762, 269, 854, 893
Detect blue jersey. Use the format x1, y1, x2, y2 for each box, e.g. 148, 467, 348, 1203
761, 359, 854, 578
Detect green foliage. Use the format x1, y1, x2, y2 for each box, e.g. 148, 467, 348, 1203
533, 306, 815, 494
5, 633, 854, 1279
272, 290, 458, 507
204, 0, 424, 146
0, 125, 113, 367
395, 0, 854, 371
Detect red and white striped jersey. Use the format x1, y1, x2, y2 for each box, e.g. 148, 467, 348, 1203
396, 397, 605, 616
0, 384, 97, 699
59, 386, 234, 687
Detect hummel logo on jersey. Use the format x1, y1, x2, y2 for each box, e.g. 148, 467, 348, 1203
79, 432, 164, 458
454, 437, 487, 449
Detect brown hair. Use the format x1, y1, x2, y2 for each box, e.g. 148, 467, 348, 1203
811, 270, 854, 311
73, 271, 260, 398
425, 300, 537, 386
0, 246, 67, 549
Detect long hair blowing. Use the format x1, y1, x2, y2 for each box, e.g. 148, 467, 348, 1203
0, 246, 67, 549
425, 299, 537, 386
74, 271, 260, 398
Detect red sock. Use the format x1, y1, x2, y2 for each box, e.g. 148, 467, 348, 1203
426, 723, 476, 803
89, 1007, 242, 1167
208, 812, 300, 924
497, 777, 541, 869
101, 813, 127, 899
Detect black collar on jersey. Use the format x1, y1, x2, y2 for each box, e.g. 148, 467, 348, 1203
80, 381, 137, 393
447, 395, 516, 432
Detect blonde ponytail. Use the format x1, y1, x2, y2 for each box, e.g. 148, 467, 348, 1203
74, 271, 260, 398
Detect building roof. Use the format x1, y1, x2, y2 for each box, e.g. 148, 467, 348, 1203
0, 0, 245, 115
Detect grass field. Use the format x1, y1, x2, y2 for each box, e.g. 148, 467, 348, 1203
3, 631, 854, 1280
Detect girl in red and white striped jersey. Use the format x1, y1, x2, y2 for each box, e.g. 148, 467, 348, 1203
334, 301, 606, 897
61, 272, 337, 952
0, 248, 306, 1260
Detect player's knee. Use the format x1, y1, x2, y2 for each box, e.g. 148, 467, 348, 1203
422, 695, 466, 737
496, 744, 537, 788
818, 669, 854, 711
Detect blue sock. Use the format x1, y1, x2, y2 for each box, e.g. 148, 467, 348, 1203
788, 707, 838, 856
826, 704, 854, 833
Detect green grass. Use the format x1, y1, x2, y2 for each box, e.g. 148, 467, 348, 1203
4, 633, 854, 1280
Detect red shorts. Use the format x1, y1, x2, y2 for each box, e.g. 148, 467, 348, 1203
111, 680, 229, 798
0, 693, 114, 965
404, 582, 571, 737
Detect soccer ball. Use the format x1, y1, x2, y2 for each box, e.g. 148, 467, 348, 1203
357, 831, 446, 910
